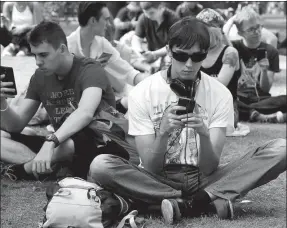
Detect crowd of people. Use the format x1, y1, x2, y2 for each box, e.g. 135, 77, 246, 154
0, 1, 286, 224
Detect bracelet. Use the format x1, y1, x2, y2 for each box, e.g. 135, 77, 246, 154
0, 102, 8, 112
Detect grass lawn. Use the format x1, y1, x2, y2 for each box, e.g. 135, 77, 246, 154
1, 20, 287, 228
1, 123, 286, 228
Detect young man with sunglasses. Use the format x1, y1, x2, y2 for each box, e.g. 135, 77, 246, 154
231, 6, 286, 123
88, 17, 286, 224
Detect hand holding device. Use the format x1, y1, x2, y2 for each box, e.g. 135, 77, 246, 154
257, 48, 269, 70
0, 66, 17, 99
97, 52, 113, 67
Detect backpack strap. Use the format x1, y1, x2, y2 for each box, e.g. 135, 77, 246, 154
116, 210, 140, 228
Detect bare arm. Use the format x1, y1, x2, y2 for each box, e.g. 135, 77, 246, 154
223, 15, 237, 38
114, 18, 132, 30
135, 133, 169, 174
1, 98, 40, 132
217, 47, 239, 86
260, 69, 274, 93
54, 87, 102, 144
152, 46, 168, 58
198, 127, 226, 175
2, 2, 13, 27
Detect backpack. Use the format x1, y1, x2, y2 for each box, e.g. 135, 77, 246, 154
40, 177, 139, 228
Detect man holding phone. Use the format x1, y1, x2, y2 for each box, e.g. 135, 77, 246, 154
231, 6, 286, 123
67, 2, 149, 113
0, 21, 128, 181
87, 18, 286, 224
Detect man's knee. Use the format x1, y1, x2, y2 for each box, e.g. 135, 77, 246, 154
53, 139, 75, 161
259, 138, 286, 161
89, 154, 119, 183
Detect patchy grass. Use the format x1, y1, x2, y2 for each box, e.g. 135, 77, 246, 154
1, 123, 286, 228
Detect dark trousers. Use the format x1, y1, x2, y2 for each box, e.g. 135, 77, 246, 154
237, 89, 287, 121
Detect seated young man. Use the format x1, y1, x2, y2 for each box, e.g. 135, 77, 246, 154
230, 6, 286, 123
113, 2, 142, 40
0, 21, 127, 180
223, 5, 278, 49
88, 17, 286, 224
67, 2, 148, 114
131, 2, 179, 67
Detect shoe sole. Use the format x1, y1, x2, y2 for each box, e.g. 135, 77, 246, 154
161, 199, 181, 225
213, 199, 234, 220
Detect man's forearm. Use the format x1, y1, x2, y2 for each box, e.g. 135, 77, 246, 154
198, 134, 220, 176
54, 108, 93, 144
142, 132, 169, 174
260, 70, 273, 93
153, 47, 167, 58
1, 100, 24, 132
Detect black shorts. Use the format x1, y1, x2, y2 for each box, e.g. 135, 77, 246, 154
10, 129, 129, 178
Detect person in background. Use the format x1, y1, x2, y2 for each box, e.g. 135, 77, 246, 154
1, 21, 127, 181
223, 4, 278, 48
231, 6, 286, 123
196, 9, 240, 127
176, 1, 203, 18
88, 17, 286, 224
2, 1, 43, 56
131, 2, 179, 68
114, 2, 142, 41
67, 2, 148, 114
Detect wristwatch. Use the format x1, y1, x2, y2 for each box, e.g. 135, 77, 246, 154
45, 133, 60, 147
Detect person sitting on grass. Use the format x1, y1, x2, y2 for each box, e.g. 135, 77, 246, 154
87, 17, 286, 224
196, 8, 241, 128
0, 21, 128, 181
230, 6, 286, 123
67, 2, 148, 114
223, 4, 278, 49
131, 2, 179, 68
1, 1, 43, 56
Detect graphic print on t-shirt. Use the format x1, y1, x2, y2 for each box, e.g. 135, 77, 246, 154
238, 56, 261, 90
43, 88, 77, 128
151, 101, 208, 166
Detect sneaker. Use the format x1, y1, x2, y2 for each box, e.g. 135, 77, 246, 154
212, 198, 234, 220
250, 110, 284, 123
161, 199, 182, 225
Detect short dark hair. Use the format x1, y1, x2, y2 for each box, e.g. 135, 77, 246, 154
78, 2, 107, 27
168, 17, 210, 52
140, 2, 162, 10
28, 20, 67, 49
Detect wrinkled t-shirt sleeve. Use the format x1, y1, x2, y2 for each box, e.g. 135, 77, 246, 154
25, 74, 41, 101
80, 62, 110, 92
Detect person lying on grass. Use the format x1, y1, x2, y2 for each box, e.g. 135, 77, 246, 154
87, 17, 286, 224
0, 20, 128, 181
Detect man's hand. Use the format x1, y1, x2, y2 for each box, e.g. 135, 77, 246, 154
258, 57, 269, 71
97, 54, 112, 68
31, 141, 55, 179
159, 104, 186, 135
1, 74, 16, 100
180, 113, 209, 137
143, 51, 157, 63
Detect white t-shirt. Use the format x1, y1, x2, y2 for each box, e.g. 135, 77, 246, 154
67, 27, 139, 98
128, 70, 234, 167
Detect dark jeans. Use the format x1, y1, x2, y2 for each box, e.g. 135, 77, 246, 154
237, 89, 287, 121
88, 139, 286, 205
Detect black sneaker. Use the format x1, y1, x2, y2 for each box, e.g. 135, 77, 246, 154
161, 199, 182, 225
212, 198, 234, 219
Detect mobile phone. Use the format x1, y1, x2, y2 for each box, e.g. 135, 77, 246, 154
0, 66, 17, 95
176, 97, 195, 115
99, 52, 112, 60
257, 48, 266, 61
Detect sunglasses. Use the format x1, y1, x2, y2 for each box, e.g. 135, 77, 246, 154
172, 51, 207, 63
